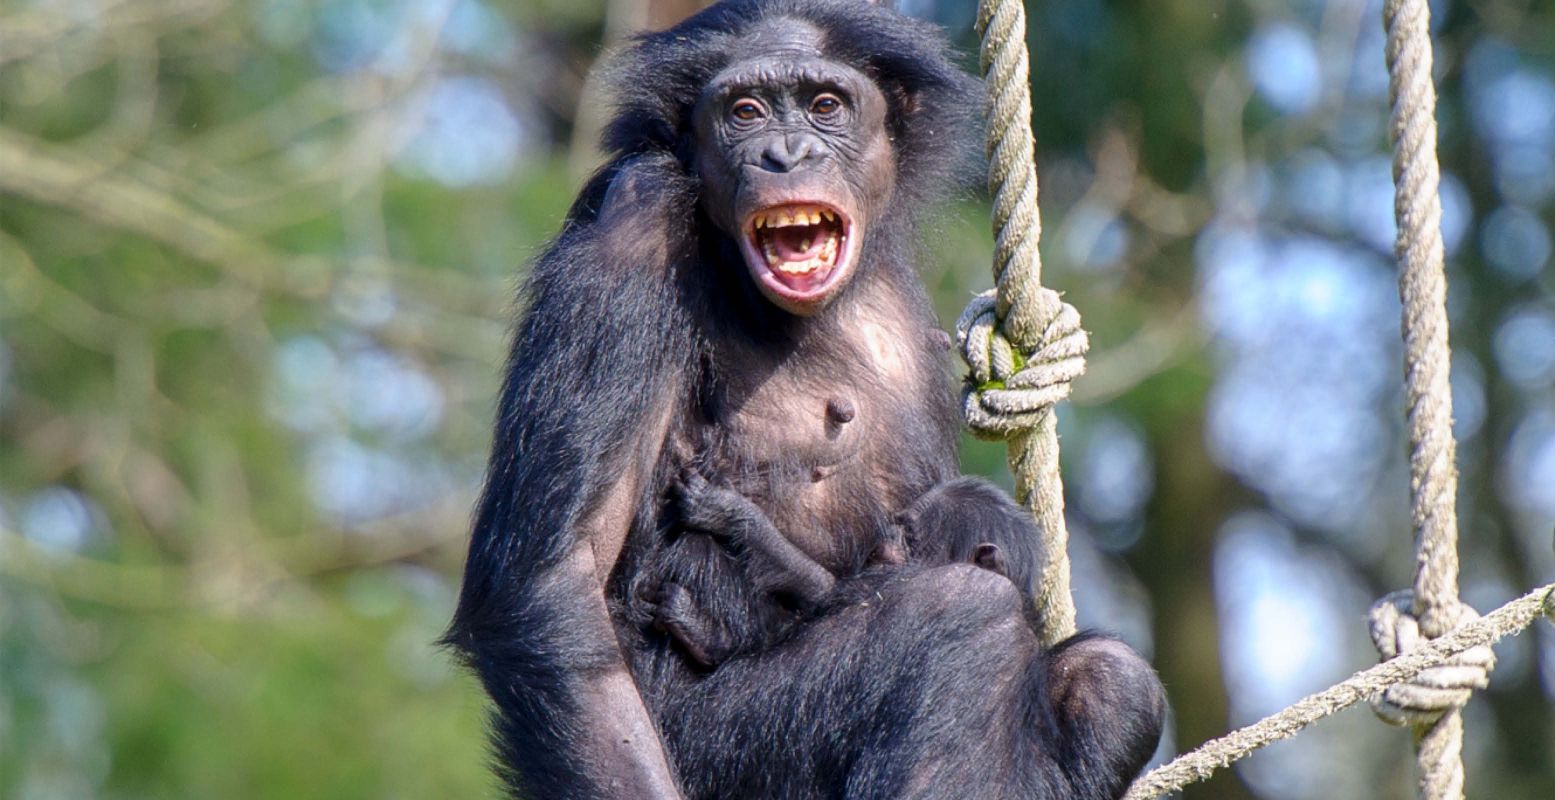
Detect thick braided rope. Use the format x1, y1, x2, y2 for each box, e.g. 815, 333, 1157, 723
1382, 1, 1469, 797
956, 291, 1088, 438
1121, 584, 1555, 800
970, 0, 1078, 647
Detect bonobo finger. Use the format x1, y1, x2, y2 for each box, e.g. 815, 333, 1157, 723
671, 471, 707, 509
872, 537, 908, 566
647, 583, 690, 628
676, 467, 709, 493
659, 583, 692, 614
672, 473, 718, 527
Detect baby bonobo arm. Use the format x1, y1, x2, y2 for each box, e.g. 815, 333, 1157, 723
638, 473, 841, 670
673, 472, 837, 604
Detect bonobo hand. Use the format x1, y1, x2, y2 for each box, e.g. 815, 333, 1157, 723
672, 470, 761, 545
673, 469, 836, 606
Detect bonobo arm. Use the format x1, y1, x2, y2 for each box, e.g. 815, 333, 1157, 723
445, 155, 696, 800
675, 472, 837, 606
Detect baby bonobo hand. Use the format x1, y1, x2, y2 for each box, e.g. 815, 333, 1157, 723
633, 471, 842, 671
672, 470, 764, 546
672, 470, 837, 608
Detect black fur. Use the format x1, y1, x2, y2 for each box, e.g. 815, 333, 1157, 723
637, 474, 1049, 670
898, 476, 1048, 601
652, 566, 1166, 800
445, 2, 1165, 799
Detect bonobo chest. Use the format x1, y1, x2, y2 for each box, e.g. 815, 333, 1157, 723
689, 287, 956, 569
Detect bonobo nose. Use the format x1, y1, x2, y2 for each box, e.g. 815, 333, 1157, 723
760, 133, 828, 173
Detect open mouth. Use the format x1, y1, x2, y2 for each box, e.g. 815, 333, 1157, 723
741, 202, 854, 306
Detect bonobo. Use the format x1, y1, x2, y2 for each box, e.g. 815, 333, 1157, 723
898, 477, 1048, 600
635, 474, 1045, 669
445, 1, 1165, 799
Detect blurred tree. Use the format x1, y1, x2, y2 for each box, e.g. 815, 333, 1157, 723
0, 1, 1550, 799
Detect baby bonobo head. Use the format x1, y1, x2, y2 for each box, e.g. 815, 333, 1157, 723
896, 477, 1045, 600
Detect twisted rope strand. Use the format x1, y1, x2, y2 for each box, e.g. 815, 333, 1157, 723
1382, 1, 1467, 796
1386, 0, 1459, 648
973, 0, 1077, 647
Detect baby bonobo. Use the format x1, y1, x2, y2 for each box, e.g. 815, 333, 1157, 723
637, 474, 1045, 670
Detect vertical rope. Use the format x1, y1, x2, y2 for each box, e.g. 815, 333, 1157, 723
974, 0, 1076, 645
1382, 0, 1465, 796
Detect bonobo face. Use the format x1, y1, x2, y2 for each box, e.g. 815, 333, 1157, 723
693, 21, 895, 315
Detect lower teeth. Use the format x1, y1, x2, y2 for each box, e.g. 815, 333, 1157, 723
760, 233, 843, 277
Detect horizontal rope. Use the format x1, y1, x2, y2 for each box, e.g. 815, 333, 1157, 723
1121, 582, 1555, 800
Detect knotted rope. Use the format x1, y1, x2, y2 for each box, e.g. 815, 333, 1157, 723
956, 292, 1088, 439
966, 0, 1085, 647
1373, 1, 1478, 796
962, 0, 1538, 795
1368, 591, 1494, 728
1126, 0, 1516, 793
1121, 584, 1555, 800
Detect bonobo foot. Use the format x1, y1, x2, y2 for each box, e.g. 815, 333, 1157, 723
637, 581, 728, 670
672, 471, 761, 541
672, 470, 837, 606
1044, 634, 1168, 798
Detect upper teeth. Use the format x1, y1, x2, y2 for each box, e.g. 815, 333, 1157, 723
753, 205, 837, 228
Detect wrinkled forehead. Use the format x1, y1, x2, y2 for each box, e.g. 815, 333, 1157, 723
702, 18, 870, 99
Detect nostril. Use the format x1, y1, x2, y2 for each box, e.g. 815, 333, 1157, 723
759, 135, 828, 173
790, 136, 829, 170
761, 140, 798, 173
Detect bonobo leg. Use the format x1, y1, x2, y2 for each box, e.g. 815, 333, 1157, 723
1040, 635, 1169, 798
653, 564, 1165, 800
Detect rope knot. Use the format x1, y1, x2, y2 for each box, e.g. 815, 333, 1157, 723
955, 287, 1088, 439
1367, 590, 1495, 727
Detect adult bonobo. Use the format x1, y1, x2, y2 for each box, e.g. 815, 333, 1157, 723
444, 1, 1165, 799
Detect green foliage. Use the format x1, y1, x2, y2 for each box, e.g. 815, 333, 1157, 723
1, 572, 492, 798
2, 1, 1552, 798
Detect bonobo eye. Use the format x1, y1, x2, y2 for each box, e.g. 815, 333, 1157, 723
730, 98, 766, 123
810, 93, 843, 116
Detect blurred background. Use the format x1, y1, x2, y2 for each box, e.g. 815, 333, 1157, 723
0, 0, 1551, 797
